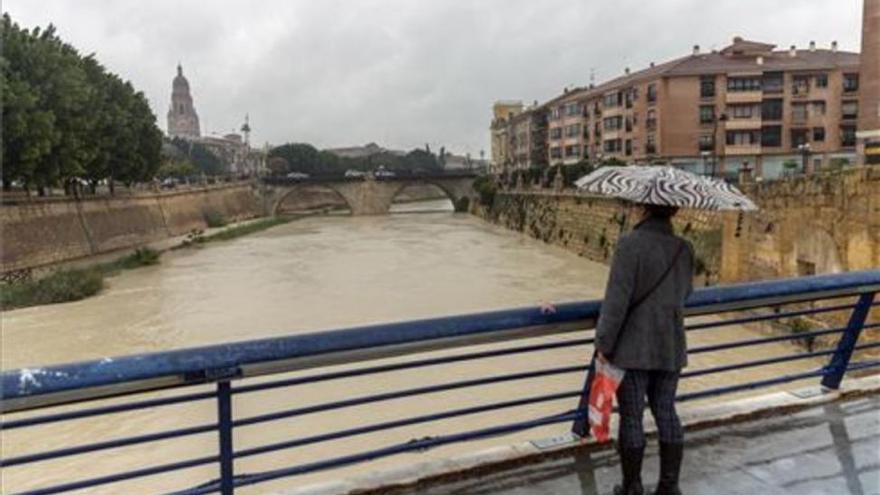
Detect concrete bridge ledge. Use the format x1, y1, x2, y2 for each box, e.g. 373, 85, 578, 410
273, 374, 880, 495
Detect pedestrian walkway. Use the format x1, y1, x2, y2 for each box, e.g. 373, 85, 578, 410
408, 395, 880, 495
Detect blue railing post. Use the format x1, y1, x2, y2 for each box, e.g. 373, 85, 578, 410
821, 292, 876, 390
217, 381, 234, 495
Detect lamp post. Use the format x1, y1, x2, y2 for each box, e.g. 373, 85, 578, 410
798, 142, 812, 175
711, 113, 728, 177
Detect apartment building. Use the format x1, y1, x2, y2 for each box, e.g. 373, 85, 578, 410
489, 101, 523, 175
492, 37, 861, 179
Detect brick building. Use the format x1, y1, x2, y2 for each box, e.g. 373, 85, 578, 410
491, 37, 862, 180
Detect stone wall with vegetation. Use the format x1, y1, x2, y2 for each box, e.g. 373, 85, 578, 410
474, 189, 724, 285
1, 183, 261, 273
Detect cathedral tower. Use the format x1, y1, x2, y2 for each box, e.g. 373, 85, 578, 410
167, 64, 201, 139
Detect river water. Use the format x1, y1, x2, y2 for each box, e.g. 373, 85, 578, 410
1, 200, 824, 494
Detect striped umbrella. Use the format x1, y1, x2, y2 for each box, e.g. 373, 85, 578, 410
574, 166, 758, 211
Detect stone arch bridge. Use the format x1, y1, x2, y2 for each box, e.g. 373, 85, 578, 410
259, 173, 479, 216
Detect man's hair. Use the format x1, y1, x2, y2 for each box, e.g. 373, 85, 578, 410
645, 203, 679, 219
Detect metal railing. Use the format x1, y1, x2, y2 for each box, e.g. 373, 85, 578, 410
2, 271, 879, 494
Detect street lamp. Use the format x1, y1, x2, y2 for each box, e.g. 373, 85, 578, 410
798, 143, 812, 175
711, 113, 728, 177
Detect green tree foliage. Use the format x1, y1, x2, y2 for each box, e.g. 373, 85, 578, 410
1, 14, 162, 194
167, 137, 224, 176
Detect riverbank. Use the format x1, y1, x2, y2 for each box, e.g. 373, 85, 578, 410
1, 216, 293, 311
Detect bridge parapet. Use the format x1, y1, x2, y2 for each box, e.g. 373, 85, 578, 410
259, 172, 480, 215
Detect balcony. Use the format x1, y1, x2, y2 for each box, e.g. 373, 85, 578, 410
726, 91, 763, 104
725, 118, 762, 130
725, 143, 761, 155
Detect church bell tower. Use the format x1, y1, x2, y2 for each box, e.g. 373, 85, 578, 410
167, 64, 201, 139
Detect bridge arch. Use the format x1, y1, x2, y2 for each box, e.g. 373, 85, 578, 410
272, 184, 353, 216
389, 181, 461, 211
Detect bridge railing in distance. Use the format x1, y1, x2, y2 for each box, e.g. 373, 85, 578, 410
261, 169, 479, 185
2, 271, 879, 495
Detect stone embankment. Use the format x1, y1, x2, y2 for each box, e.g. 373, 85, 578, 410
1, 182, 262, 275
473, 189, 724, 285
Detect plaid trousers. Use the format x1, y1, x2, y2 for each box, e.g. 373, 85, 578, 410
616, 369, 683, 449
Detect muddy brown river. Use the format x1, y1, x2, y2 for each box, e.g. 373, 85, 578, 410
1, 200, 824, 494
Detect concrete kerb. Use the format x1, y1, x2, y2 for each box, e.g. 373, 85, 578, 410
273, 374, 880, 495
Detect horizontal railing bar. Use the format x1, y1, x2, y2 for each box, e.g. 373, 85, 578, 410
677, 369, 825, 402
854, 341, 880, 351
685, 302, 857, 331
1, 422, 217, 468
846, 359, 880, 371
234, 390, 581, 460
5, 271, 877, 413
1, 390, 217, 430
681, 349, 836, 379
234, 365, 588, 428
229, 410, 583, 490
232, 338, 593, 395
11, 454, 218, 495
689, 327, 846, 354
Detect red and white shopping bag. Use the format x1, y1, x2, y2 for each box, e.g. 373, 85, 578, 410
588, 358, 626, 442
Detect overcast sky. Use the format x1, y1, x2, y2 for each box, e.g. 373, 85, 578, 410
4, 0, 862, 155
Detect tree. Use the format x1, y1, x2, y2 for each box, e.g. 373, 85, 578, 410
1, 14, 162, 194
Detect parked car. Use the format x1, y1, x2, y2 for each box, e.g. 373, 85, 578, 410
374, 166, 396, 178
285, 172, 310, 181
160, 177, 179, 189
344, 169, 367, 178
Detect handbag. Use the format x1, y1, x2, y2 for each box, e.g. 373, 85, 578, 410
572, 240, 686, 439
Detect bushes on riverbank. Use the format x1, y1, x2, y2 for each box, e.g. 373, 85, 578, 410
181, 217, 291, 246
1, 268, 104, 310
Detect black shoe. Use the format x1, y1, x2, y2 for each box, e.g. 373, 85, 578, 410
612, 446, 645, 495
653, 442, 684, 495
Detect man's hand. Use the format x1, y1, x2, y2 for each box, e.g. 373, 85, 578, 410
596, 352, 609, 364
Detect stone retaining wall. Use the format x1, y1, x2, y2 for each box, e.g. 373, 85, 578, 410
1, 183, 261, 273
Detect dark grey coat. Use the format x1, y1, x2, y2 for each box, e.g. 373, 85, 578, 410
595, 216, 694, 371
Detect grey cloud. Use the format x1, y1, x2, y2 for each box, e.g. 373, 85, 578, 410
4, 0, 861, 155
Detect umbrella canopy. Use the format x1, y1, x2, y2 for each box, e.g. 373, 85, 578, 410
574, 166, 758, 211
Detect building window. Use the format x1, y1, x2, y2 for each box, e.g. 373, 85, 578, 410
726, 130, 760, 146
625, 117, 633, 132
565, 124, 581, 138
762, 99, 783, 120
812, 101, 826, 116
791, 103, 808, 121
762, 72, 783, 93
699, 105, 715, 124
603, 116, 623, 131
761, 125, 782, 147
813, 127, 825, 142
841, 126, 856, 147
550, 127, 562, 140
699, 135, 714, 151
843, 74, 859, 93
564, 145, 581, 158
603, 92, 622, 108
646, 84, 657, 104
603, 139, 622, 153
625, 139, 632, 156
646, 134, 657, 154
730, 104, 759, 119
792, 75, 810, 95
728, 77, 762, 92
565, 103, 582, 116
815, 73, 828, 88
790, 129, 808, 149
594, 122, 601, 137
700, 76, 716, 98
593, 102, 602, 117
625, 90, 633, 109
841, 101, 858, 119
551, 107, 562, 120
550, 146, 562, 159
646, 109, 657, 130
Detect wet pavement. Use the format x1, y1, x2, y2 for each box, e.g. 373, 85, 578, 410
410, 395, 880, 495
